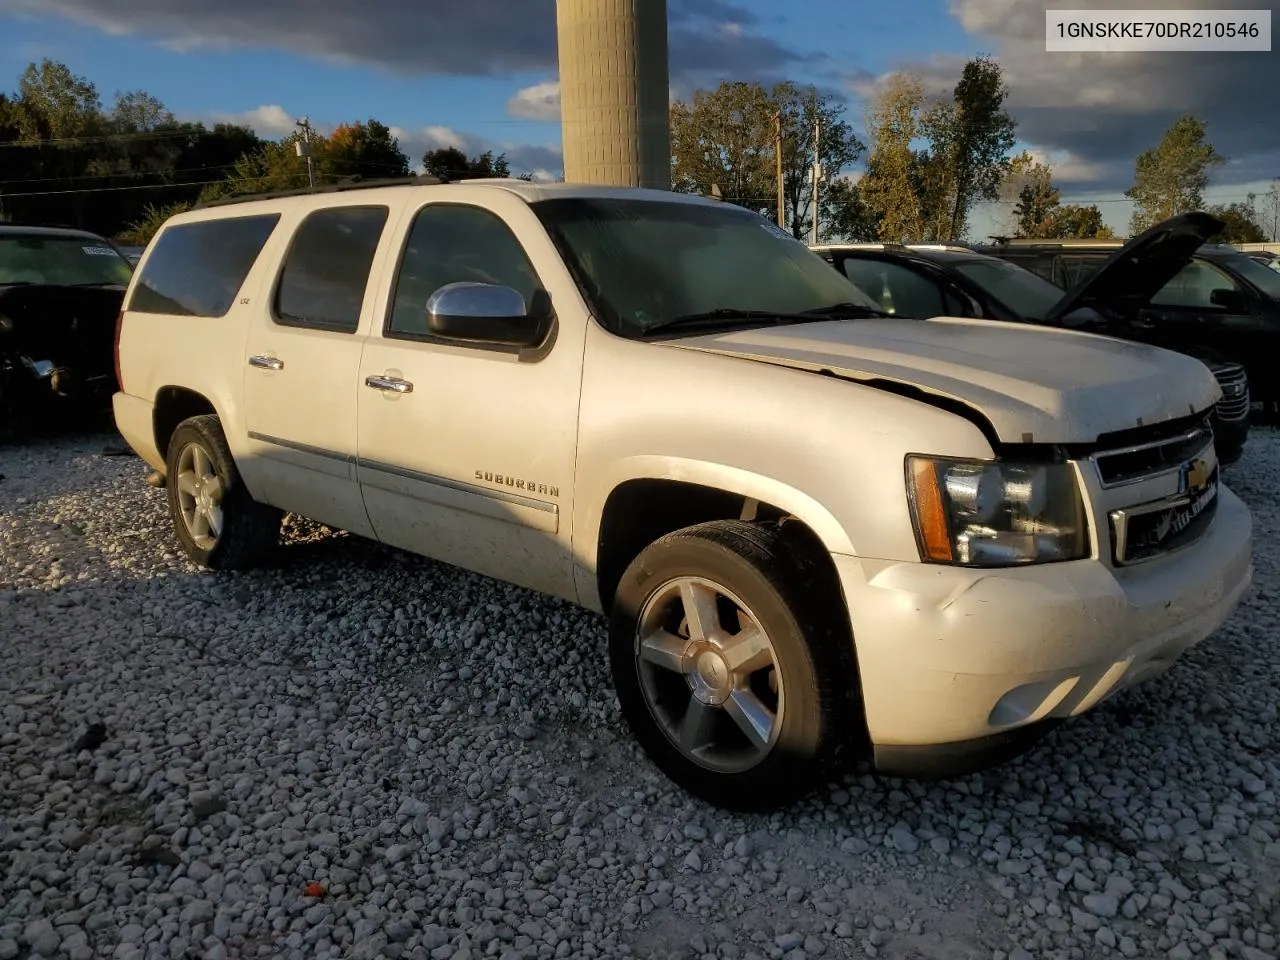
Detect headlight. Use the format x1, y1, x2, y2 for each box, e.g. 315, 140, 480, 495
906, 456, 1089, 566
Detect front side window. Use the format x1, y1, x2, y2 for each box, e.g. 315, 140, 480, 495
275, 206, 389, 332
0, 234, 133, 288
951, 259, 1066, 321
129, 215, 280, 317
531, 197, 877, 337
839, 258, 945, 317
1150, 260, 1242, 310
386, 204, 542, 338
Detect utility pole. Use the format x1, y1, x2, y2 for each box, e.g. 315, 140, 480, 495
295, 117, 316, 191
775, 113, 784, 230
811, 116, 822, 245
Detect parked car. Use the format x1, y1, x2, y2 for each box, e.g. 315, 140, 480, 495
981, 226, 1280, 416
113, 179, 1251, 810
116, 245, 145, 267
1243, 249, 1280, 274
813, 214, 1251, 465
0, 224, 133, 433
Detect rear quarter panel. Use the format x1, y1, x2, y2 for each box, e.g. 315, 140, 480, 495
116, 207, 295, 483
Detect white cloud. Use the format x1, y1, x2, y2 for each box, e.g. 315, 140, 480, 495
211, 104, 299, 138
507, 81, 561, 121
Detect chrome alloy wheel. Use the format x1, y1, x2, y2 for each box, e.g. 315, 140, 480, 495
174, 441, 224, 550
634, 576, 783, 773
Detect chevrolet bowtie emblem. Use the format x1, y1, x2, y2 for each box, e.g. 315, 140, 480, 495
1185, 457, 1211, 492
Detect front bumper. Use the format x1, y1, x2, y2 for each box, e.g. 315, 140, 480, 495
833, 485, 1253, 777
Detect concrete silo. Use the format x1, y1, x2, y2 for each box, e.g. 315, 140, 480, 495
555, 0, 671, 189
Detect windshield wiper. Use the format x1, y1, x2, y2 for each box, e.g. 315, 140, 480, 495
799, 301, 889, 319
642, 308, 834, 336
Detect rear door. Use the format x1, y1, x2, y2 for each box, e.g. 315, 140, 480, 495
241, 202, 395, 538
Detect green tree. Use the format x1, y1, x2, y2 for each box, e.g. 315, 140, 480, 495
858, 73, 927, 242
327, 119, 410, 180
669, 79, 864, 238
820, 176, 879, 241
772, 82, 865, 239
1012, 161, 1060, 237
118, 200, 192, 246
669, 81, 776, 210
110, 90, 173, 132
1207, 195, 1267, 243
1126, 115, 1225, 233
925, 56, 1017, 241
1046, 204, 1115, 239
423, 146, 528, 180
13, 59, 101, 140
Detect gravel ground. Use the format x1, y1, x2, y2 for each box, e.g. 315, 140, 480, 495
0, 427, 1277, 960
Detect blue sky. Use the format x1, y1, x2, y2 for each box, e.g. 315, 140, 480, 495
2, 0, 1276, 239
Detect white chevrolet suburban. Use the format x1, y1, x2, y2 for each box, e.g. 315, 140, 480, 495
113, 178, 1253, 810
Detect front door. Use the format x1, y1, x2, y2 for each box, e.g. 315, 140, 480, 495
355, 196, 584, 602
243, 203, 393, 538
1137, 258, 1254, 363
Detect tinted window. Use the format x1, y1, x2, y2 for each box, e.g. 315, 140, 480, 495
387, 205, 542, 337
0, 234, 133, 287
1150, 260, 1241, 309
275, 206, 388, 332
1220, 253, 1280, 301
129, 215, 279, 317
840, 258, 945, 317
952, 259, 1065, 320
531, 198, 877, 337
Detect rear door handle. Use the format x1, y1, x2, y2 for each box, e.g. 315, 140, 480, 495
248, 355, 284, 371
365, 375, 413, 394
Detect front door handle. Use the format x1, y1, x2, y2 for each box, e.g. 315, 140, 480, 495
248, 355, 284, 371
365, 375, 414, 394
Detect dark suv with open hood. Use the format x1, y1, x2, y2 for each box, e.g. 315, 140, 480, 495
813, 213, 1251, 464
980, 218, 1280, 419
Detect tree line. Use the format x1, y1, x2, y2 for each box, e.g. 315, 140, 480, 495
671, 59, 1277, 245
2, 57, 1277, 247
0, 60, 528, 243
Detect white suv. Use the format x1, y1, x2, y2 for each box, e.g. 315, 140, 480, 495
112, 178, 1253, 810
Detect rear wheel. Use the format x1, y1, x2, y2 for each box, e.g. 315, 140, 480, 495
165, 415, 281, 570
609, 520, 858, 811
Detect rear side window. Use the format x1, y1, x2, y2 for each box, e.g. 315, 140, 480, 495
128, 214, 280, 317
275, 206, 389, 333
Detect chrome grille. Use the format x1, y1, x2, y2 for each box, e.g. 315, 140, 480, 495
1210, 364, 1250, 423
1088, 426, 1219, 566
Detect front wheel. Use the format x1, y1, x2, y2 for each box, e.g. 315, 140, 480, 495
609, 520, 858, 811
165, 415, 282, 570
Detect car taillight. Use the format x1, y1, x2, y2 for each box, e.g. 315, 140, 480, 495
113, 310, 125, 393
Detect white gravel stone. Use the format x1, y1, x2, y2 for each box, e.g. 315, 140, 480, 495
3, 429, 1280, 960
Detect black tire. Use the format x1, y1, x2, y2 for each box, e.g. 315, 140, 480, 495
164, 414, 282, 570
609, 519, 860, 811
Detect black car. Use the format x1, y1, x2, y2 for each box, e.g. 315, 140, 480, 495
812, 214, 1251, 464
0, 224, 133, 432
980, 228, 1280, 417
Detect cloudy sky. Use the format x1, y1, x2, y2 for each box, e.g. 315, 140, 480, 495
1, 0, 1276, 237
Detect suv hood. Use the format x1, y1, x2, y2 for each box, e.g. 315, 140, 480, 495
1044, 211, 1224, 323
661, 315, 1220, 444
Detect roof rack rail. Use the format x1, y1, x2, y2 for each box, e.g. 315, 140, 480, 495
195, 175, 447, 209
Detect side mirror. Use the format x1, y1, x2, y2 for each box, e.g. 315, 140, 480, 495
426, 282, 551, 348
1209, 287, 1247, 312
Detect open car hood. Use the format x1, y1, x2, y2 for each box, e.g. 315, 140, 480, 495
1043, 211, 1225, 323
661, 315, 1220, 445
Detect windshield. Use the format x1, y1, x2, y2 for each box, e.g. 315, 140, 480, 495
531, 197, 879, 337
953, 258, 1065, 320
0, 234, 133, 287
1222, 253, 1280, 301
